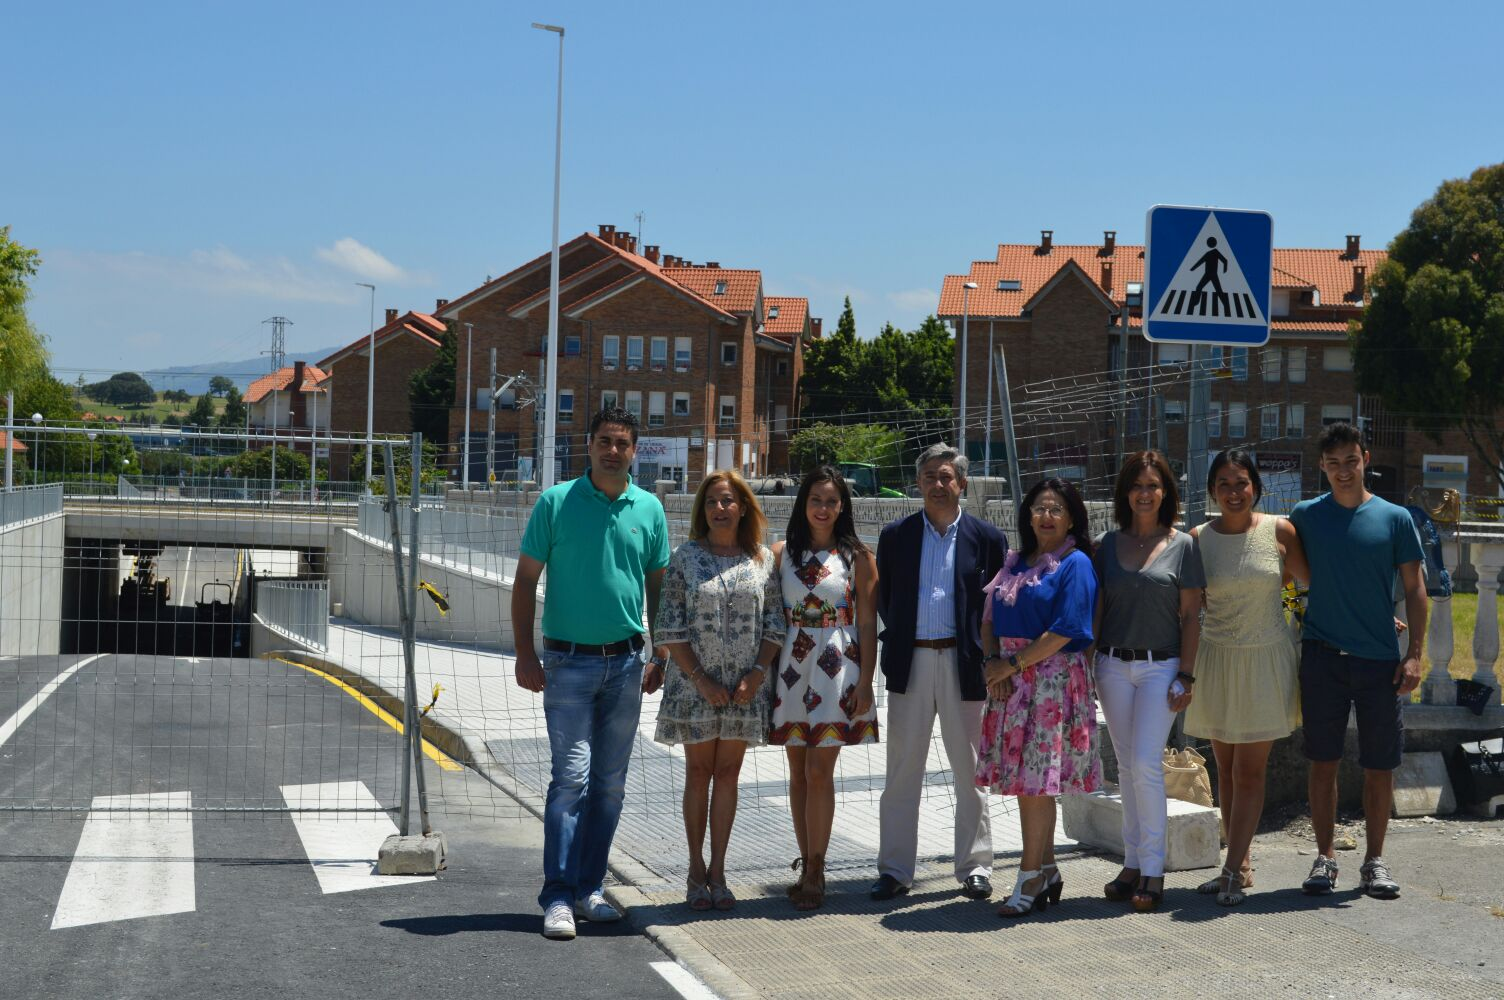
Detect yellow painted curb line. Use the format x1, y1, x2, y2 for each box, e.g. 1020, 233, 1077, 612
271, 655, 463, 771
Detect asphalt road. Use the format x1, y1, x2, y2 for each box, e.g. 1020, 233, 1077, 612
0, 653, 691, 1000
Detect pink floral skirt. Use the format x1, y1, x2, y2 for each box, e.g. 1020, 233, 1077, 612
975, 637, 1102, 797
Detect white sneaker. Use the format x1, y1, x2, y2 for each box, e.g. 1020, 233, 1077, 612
542, 901, 576, 939
574, 891, 622, 922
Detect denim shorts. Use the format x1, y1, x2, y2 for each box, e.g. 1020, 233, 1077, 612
1298, 639, 1404, 770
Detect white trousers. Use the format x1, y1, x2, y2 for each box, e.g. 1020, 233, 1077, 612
1095, 653, 1180, 877
877, 647, 993, 886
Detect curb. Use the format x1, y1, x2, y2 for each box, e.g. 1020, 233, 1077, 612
264, 641, 755, 1000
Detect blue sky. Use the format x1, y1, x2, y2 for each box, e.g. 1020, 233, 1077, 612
6, 0, 1501, 384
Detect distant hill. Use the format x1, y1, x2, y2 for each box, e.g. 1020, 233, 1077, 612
146, 347, 343, 395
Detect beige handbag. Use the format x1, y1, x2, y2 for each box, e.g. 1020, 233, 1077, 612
1163, 746, 1214, 807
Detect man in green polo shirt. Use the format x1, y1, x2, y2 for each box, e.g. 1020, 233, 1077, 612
512, 407, 670, 940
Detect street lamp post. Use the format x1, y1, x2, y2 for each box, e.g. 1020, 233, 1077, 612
984, 321, 995, 477
356, 281, 376, 490
462, 322, 474, 490
88, 431, 97, 484
533, 21, 565, 491
959, 281, 977, 456
31, 413, 43, 484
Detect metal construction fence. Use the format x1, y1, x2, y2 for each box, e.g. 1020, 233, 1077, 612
0, 484, 63, 529
255, 579, 330, 651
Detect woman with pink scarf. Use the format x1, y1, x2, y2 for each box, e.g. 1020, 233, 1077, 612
976, 477, 1101, 918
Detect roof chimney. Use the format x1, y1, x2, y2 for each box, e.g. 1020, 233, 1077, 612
293, 359, 306, 386
1101, 260, 1114, 293
1345, 234, 1361, 258
385, 308, 398, 325
811, 317, 823, 338
1352, 264, 1367, 300
624, 233, 637, 253
706, 262, 720, 269
435, 298, 448, 312
599, 223, 615, 240
1039, 230, 1053, 253
644, 244, 660, 264
1103, 230, 1116, 254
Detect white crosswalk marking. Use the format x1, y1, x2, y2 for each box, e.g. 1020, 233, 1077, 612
51, 791, 196, 930
652, 961, 722, 1000
279, 780, 434, 894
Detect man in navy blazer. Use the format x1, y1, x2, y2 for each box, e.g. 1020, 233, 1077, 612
870, 444, 1008, 901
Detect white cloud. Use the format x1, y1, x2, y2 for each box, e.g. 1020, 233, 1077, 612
886, 287, 940, 313
52, 247, 356, 304
315, 237, 407, 283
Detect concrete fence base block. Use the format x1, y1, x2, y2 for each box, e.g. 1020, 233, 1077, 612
1468, 795, 1504, 819
1061, 790, 1221, 871
377, 832, 447, 875
1392, 751, 1456, 817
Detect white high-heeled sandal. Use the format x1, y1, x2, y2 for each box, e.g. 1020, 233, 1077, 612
997, 868, 1047, 918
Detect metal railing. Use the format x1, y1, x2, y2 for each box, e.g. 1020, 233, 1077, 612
255, 579, 330, 651
0, 484, 63, 530
356, 496, 522, 579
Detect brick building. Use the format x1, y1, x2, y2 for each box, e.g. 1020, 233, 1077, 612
936, 230, 1495, 509
436, 224, 812, 487
317, 310, 445, 479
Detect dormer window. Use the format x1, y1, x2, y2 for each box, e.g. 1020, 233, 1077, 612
996, 279, 1022, 291
713, 281, 727, 296
768, 305, 779, 319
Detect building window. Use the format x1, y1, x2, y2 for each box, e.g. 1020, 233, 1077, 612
648, 391, 666, 428
996, 279, 1022, 291
625, 391, 643, 419
1288, 347, 1307, 383
601, 389, 619, 411
674, 337, 691, 370
718, 395, 736, 426
1231, 347, 1249, 381
650, 336, 668, 370
626, 336, 644, 370
1208, 402, 1222, 438
1272, 289, 1291, 318
1261, 403, 1279, 439
720, 342, 738, 366
1157, 343, 1189, 366
1321, 404, 1353, 426
1323, 346, 1353, 371
1229, 402, 1247, 439
1164, 399, 1186, 424
776, 360, 788, 376
1288, 403, 1305, 437
672, 392, 690, 418
713, 280, 727, 296
564, 335, 581, 357
558, 389, 574, 423
1262, 346, 1281, 382
768, 305, 780, 319
602, 335, 619, 369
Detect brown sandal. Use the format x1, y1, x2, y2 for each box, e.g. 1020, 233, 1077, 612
785, 857, 805, 898
793, 854, 826, 910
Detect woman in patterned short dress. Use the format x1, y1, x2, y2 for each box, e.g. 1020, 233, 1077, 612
770, 465, 878, 910
654, 470, 785, 912
976, 477, 1101, 918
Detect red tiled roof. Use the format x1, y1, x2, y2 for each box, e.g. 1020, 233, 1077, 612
317, 312, 445, 369
938, 239, 1386, 319
660, 267, 761, 314
0, 431, 27, 452
763, 296, 808, 337
246, 364, 330, 404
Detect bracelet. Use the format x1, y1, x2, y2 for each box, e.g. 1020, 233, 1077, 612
1176, 671, 1196, 685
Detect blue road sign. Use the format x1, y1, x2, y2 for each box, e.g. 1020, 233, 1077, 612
1144, 205, 1273, 346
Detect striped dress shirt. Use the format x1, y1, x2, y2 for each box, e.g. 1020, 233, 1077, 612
915, 510, 960, 640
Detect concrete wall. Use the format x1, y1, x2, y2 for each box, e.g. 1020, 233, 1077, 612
0, 513, 64, 656
328, 525, 541, 652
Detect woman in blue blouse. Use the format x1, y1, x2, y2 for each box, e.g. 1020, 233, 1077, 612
977, 477, 1102, 917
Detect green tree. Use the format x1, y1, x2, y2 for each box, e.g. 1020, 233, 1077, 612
1352, 163, 1504, 495
800, 296, 865, 420
14, 373, 77, 479
187, 392, 216, 426
230, 445, 310, 480
409, 322, 457, 444
0, 226, 48, 407
218, 385, 247, 429
208, 375, 235, 397
789, 421, 903, 476
86, 371, 156, 407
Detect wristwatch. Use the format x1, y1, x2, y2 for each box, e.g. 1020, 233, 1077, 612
648, 655, 668, 669
1007, 654, 1021, 672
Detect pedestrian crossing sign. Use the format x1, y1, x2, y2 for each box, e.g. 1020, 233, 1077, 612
1144, 205, 1273, 346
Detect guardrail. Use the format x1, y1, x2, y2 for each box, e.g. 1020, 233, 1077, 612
0, 484, 63, 530
356, 496, 521, 579
256, 579, 330, 651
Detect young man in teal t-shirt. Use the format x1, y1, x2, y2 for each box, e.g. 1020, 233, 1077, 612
511, 407, 670, 940
1289, 422, 1425, 901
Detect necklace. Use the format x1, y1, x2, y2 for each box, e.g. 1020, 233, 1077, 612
712, 550, 742, 648
1125, 528, 1167, 549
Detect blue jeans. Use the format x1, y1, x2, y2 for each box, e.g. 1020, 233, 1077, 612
537, 645, 644, 909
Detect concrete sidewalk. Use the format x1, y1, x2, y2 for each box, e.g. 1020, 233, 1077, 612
273, 622, 1504, 1000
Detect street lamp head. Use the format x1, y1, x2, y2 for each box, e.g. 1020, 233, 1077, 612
355, 281, 375, 291
88, 431, 97, 441
531, 22, 564, 34
31, 412, 42, 424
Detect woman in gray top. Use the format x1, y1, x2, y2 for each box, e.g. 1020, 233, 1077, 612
1092, 451, 1205, 912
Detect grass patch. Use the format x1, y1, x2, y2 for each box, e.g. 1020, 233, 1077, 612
77, 393, 226, 422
